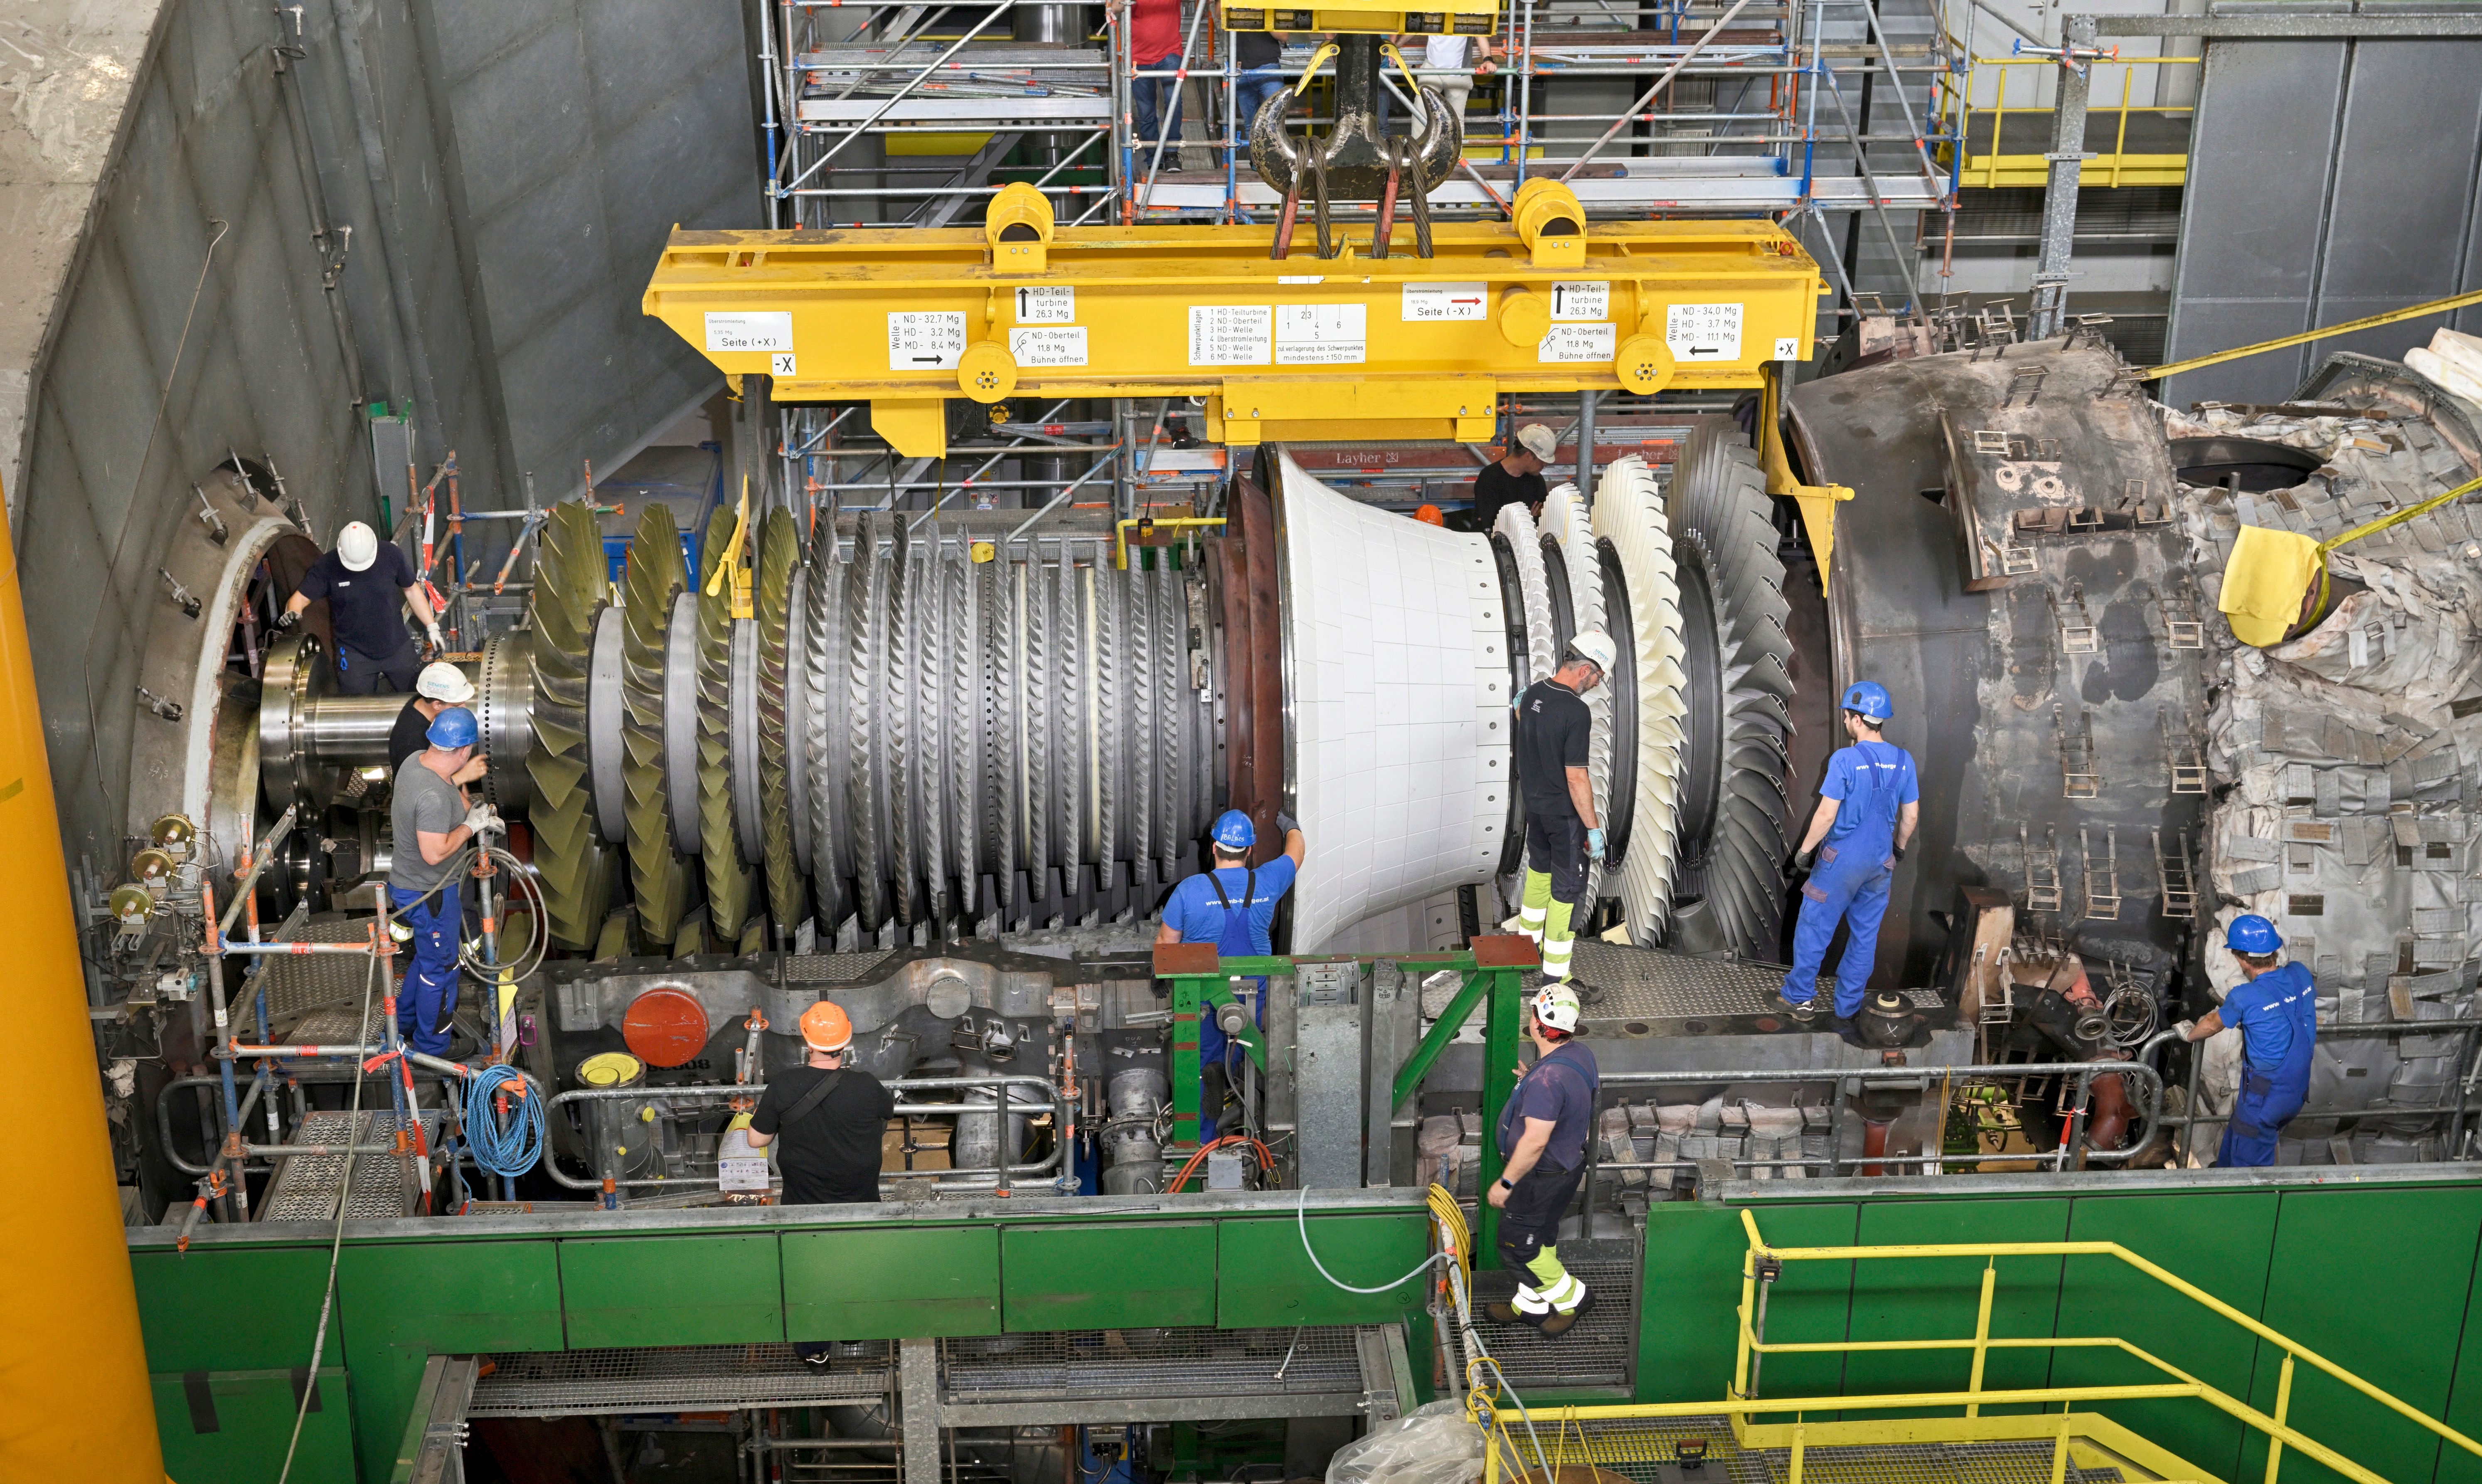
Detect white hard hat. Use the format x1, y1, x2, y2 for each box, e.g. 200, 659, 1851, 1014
1532, 983, 1582, 1034
1515, 424, 1556, 461
416, 661, 475, 704
1568, 627, 1617, 676
337, 521, 380, 572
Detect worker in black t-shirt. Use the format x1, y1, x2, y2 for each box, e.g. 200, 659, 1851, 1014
737, 1000, 896, 1367
1234, 26, 1287, 132
1514, 630, 1613, 992
275, 520, 443, 694
1470, 423, 1555, 532
387, 662, 484, 776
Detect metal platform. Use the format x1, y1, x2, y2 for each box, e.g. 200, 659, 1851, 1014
259, 918, 381, 1024
943, 1324, 1358, 1402
468, 1344, 892, 1418
929, 1324, 1408, 1426
1503, 1411, 2131, 1484
258, 1109, 440, 1222
1472, 1258, 1638, 1393
1516, 943, 1945, 1026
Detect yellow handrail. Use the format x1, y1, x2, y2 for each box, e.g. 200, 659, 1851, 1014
1933, 52, 2199, 189
1729, 1207, 2482, 1482
2141, 284, 2482, 381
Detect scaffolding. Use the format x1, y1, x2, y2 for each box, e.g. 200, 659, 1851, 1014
751, 0, 1952, 524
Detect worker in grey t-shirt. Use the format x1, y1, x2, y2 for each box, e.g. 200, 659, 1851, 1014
389, 706, 495, 1054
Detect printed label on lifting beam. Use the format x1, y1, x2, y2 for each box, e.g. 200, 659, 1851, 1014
1666, 302, 1743, 362
1401, 282, 1488, 321
1189, 305, 1273, 366
706, 311, 793, 353
888, 312, 968, 371
1275, 304, 1366, 364
1549, 282, 1610, 321
1013, 286, 1075, 324
1539, 323, 1616, 363
1009, 327, 1089, 368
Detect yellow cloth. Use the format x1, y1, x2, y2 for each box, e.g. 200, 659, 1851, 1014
2218, 524, 2322, 647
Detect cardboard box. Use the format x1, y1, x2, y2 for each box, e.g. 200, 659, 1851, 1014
882, 1118, 952, 1173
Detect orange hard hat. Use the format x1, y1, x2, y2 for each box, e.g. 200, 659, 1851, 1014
799, 1000, 854, 1052
1414, 504, 1445, 526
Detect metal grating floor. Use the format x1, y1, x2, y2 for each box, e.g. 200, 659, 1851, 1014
942, 1326, 1359, 1400
1507, 1413, 2131, 1484
259, 1109, 438, 1221
468, 1344, 893, 1417
1472, 1259, 1638, 1392
1522, 945, 1945, 1023
284, 1004, 384, 1046
260, 919, 384, 1023
785, 950, 897, 984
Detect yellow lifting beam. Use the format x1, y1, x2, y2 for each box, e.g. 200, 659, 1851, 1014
643, 183, 1826, 457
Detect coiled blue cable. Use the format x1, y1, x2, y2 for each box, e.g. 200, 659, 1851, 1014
465, 1064, 545, 1178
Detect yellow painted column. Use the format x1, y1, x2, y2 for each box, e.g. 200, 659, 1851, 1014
0, 479, 167, 1482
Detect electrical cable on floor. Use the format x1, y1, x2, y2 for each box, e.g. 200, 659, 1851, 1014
275, 946, 379, 1484
465, 1061, 546, 1178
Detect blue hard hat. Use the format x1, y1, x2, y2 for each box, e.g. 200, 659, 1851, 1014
1211, 809, 1256, 851
427, 706, 479, 749
1841, 680, 1893, 723
2226, 914, 2283, 955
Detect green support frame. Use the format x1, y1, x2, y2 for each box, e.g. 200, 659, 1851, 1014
1150, 934, 1536, 1252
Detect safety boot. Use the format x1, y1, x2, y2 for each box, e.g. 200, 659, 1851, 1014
1538, 1288, 1597, 1338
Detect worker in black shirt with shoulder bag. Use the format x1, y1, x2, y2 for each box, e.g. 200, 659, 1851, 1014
734, 1000, 895, 1367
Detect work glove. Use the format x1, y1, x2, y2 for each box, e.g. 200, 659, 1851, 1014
1275, 811, 1300, 837
1893, 842, 1908, 863
2173, 1019, 2197, 1042
1785, 847, 1815, 876
1586, 827, 1606, 862
425, 623, 446, 655
464, 802, 501, 837
274, 608, 300, 632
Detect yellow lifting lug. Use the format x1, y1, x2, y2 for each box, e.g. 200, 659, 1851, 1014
1293, 40, 1340, 95
705, 476, 758, 617
1115, 515, 1226, 569
985, 182, 1054, 274
1511, 179, 1587, 269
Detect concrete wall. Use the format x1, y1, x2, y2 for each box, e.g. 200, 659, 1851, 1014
0, 0, 164, 501
9, 0, 761, 867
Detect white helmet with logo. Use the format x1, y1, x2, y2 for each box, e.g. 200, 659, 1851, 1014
416, 660, 476, 704
1566, 628, 1617, 677
1532, 983, 1582, 1034
337, 520, 380, 572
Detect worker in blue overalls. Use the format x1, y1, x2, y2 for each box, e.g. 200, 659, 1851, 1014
2178, 914, 2317, 1167
1774, 681, 1918, 1029
1156, 809, 1308, 1135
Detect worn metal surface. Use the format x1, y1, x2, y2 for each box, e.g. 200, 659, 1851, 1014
1298, 996, 1369, 1190
467, 1343, 890, 1417
1789, 341, 2208, 992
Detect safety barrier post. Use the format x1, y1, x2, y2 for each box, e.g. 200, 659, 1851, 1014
2267, 1353, 2296, 1484
1153, 942, 1222, 1147
1472, 934, 1534, 1262
2049, 1411, 2072, 1484
1787, 1423, 1806, 1484
1967, 1260, 1997, 1416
